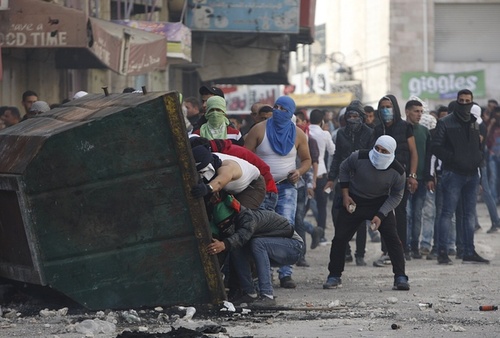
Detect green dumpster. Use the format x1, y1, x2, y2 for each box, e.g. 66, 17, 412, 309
0, 91, 225, 310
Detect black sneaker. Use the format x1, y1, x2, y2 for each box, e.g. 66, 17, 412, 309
310, 227, 324, 249
411, 250, 422, 259
323, 276, 342, 289
462, 251, 490, 264
251, 295, 276, 308
393, 275, 410, 291
296, 257, 310, 267
345, 253, 353, 263
404, 252, 412, 261
437, 253, 453, 265
487, 226, 499, 234
232, 293, 257, 306
355, 257, 367, 266
279, 276, 297, 288
426, 249, 437, 260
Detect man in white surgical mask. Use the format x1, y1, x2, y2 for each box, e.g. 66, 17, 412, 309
323, 135, 410, 291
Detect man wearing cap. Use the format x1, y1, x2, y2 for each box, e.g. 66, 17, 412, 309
192, 96, 243, 146
323, 135, 409, 291
206, 195, 303, 307
23, 100, 51, 120
192, 85, 225, 130
244, 95, 311, 289
72, 91, 88, 100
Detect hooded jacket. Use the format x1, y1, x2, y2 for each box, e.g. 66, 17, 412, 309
328, 101, 374, 181
372, 95, 413, 170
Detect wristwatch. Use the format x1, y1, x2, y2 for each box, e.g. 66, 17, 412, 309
408, 173, 417, 179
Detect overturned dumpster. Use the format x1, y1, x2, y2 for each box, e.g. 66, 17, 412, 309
0, 91, 225, 310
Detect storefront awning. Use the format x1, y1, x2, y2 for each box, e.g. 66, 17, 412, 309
288, 92, 355, 108
0, 0, 166, 75
55, 18, 167, 75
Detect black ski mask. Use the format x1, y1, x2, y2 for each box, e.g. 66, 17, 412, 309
455, 102, 473, 122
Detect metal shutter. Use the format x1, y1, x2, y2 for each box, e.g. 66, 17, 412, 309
435, 3, 500, 62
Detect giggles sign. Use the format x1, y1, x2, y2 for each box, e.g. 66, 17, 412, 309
401, 70, 485, 99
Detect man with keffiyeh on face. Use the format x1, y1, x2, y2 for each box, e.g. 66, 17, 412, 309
244, 96, 312, 289
191, 96, 244, 146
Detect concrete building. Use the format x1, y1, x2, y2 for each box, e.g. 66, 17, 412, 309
291, 0, 500, 110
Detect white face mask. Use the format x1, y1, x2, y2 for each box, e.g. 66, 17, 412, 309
199, 163, 216, 181
369, 148, 395, 170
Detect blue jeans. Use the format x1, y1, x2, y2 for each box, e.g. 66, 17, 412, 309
436, 170, 479, 256
432, 175, 456, 252
488, 155, 500, 203
479, 165, 500, 225
274, 183, 298, 279
259, 192, 278, 211
251, 237, 302, 296
406, 180, 427, 251
420, 190, 435, 250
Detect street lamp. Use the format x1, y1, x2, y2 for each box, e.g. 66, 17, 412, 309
326, 52, 353, 80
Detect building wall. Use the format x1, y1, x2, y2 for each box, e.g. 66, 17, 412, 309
303, 0, 500, 110
0, 0, 172, 109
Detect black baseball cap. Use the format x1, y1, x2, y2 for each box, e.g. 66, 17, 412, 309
199, 85, 225, 98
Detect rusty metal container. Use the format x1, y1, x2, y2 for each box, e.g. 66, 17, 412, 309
0, 91, 225, 310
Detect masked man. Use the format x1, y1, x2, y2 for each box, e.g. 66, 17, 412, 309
324, 100, 374, 266
206, 195, 303, 307
432, 89, 488, 265
323, 135, 409, 291
190, 145, 265, 209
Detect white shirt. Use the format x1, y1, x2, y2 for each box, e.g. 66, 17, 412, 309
214, 152, 260, 194
309, 124, 336, 176
255, 130, 297, 182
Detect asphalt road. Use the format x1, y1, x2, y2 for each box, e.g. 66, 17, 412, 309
1, 199, 499, 338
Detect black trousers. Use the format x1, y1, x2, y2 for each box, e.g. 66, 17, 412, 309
331, 188, 367, 258
327, 195, 406, 278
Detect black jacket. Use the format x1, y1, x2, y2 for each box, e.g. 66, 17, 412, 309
431, 112, 482, 176
328, 124, 373, 181
222, 207, 299, 251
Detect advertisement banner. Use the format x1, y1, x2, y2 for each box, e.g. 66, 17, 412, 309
186, 0, 299, 33
401, 70, 486, 99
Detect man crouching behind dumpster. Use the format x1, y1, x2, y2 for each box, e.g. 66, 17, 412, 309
323, 135, 410, 291
206, 195, 303, 307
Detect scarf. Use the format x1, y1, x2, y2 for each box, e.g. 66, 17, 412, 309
266, 96, 296, 156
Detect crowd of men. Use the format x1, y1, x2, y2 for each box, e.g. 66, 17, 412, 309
182, 86, 496, 307
1, 86, 497, 308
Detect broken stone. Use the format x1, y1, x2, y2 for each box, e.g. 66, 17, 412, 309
328, 299, 341, 308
